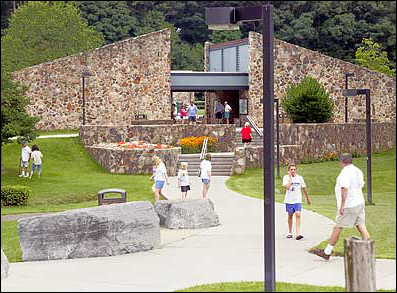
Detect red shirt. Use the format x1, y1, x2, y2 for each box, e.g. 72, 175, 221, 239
180, 108, 187, 117
241, 126, 252, 140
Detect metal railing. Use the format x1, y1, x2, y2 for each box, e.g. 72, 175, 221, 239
246, 116, 263, 137
200, 137, 209, 160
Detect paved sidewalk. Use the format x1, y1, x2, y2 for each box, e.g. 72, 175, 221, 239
1, 176, 395, 292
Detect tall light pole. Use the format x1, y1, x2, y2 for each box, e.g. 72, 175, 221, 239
343, 88, 372, 204
206, 4, 276, 291
81, 68, 91, 125
344, 73, 355, 123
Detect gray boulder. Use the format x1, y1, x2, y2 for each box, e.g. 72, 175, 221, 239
155, 199, 220, 229
1, 247, 9, 279
18, 201, 160, 262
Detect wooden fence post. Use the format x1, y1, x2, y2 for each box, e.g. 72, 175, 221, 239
344, 236, 376, 292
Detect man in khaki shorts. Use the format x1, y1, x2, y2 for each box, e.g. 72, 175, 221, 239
313, 153, 371, 260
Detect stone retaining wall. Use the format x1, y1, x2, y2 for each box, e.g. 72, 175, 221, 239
80, 124, 236, 152
86, 146, 180, 175
232, 122, 396, 174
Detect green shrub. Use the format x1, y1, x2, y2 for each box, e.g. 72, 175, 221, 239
281, 76, 334, 123
1, 185, 31, 206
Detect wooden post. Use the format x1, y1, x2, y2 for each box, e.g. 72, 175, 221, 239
344, 236, 376, 292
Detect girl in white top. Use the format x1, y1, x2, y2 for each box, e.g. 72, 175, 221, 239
30, 144, 43, 179
178, 162, 190, 199
152, 156, 170, 202
200, 153, 212, 198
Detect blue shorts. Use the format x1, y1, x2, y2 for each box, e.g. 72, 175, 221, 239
188, 116, 196, 122
202, 179, 210, 184
224, 112, 230, 119
285, 203, 302, 214
32, 163, 42, 172
155, 180, 165, 189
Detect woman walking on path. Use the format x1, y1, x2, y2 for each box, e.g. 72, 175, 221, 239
200, 153, 212, 198
152, 156, 170, 201
178, 162, 191, 199
241, 122, 252, 147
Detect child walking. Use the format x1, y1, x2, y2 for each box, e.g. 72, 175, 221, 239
29, 144, 43, 179
178, 162, 190, 199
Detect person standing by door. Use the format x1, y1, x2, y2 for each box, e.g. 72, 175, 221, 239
214, 100, 224, 124
224, 101, 232, 124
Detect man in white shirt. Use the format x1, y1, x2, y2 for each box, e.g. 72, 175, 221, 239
313, 153, 371, 260
19, 141, 31, 177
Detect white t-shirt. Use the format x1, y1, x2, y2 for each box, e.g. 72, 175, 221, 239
21, 146, 31, 162
200, 160, 212, 179
225, 104, 232, 113
282, 174, 306, 204
178, 169, 190, 186
335, 164, 365, 208
31, 150, 43, 165
154, 162, 167, 181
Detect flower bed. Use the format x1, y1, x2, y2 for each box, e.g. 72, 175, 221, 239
180, 136, 218, 154
85, 141, 180, 175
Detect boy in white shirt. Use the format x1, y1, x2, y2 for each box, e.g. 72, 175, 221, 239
19, 141, 31, 178
30, 144, 43, 179
282, 164, 311, 240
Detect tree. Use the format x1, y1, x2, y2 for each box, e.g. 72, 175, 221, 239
1, 1, 104, 72
281, 76, 334, 123
355, 38, 396, 77
209, 30, 242, 44
1, 68, 39, 170
77, 1, 137, 44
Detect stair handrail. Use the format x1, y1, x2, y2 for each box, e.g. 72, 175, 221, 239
200, 137, 208, 160
246, 116, 263, 137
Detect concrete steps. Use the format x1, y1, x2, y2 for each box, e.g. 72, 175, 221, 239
178, 153, 234, 176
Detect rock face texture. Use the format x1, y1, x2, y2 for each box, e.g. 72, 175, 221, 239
155, 199, 220, 229
18, 202, 160, 262
1, 247, 9, 279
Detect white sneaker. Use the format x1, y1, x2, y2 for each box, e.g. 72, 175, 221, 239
19, 174, 24, 177
24, 174, 30, 177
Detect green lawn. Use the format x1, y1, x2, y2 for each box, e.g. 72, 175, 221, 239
175, 281, 394, 292
1, 137, 155, 215
226, 149, 396, 259
1, 137, 163, 262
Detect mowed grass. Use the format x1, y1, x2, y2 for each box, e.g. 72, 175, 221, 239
226, 149, 396, 259
1, 137, 155, 214
175, 281, 395, 292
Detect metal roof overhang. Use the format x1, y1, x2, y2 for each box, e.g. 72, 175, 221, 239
171, 71, 249, 92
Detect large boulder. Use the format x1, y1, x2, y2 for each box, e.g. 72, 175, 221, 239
18, 201, 160, 262
155, 199, 220, 229
1, 247, 9, 279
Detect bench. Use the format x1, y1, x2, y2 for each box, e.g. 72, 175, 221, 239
98, 188, 127, 206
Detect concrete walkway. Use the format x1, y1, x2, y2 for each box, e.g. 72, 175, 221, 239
1, 176, 396, 292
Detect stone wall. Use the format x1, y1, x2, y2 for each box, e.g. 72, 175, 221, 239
13, 29, 172, 130
232, 122, 396, 174
85, 146, 180, 175
80, 124, 236, 152
249, 32, 396, 127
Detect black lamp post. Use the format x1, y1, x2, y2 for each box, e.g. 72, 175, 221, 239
275, 98, 280, 178
206, 4, 276, 292
344, 73, 355, 123
81, 68, 91, 125
342, 88, 372, 204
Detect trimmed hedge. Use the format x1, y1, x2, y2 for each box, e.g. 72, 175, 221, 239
1, 185, 31, 206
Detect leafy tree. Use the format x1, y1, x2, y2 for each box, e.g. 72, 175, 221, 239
1, 68, 39, 170
1, 1, 104, 72
77, 1, 137, 44
281, 76, 334, 123
356, 38, 396, 77
209, 30, 242, 44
